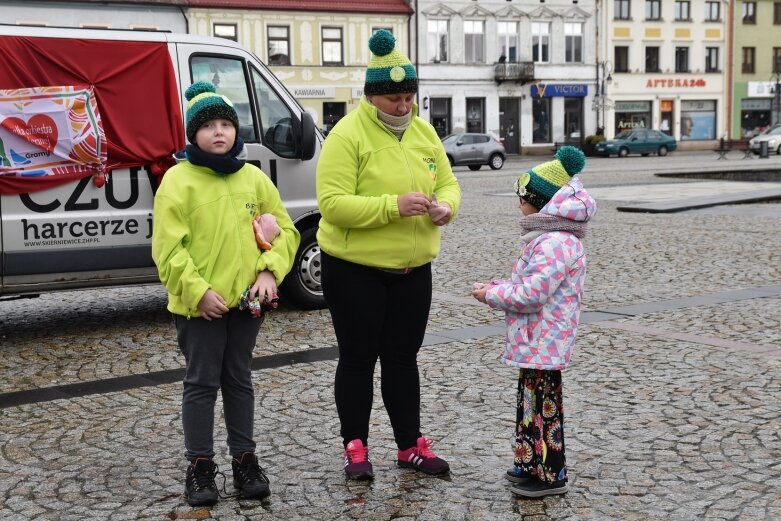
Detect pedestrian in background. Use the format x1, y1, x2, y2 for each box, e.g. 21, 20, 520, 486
471, 146, 596, 498
316, 29, 461, 481
152, 81, 300, 506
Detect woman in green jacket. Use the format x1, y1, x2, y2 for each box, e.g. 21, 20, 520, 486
316, 30, 461, 481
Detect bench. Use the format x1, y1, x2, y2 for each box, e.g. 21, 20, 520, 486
713, 139, 753, 160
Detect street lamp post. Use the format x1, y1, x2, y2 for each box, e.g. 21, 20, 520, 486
773, 57, 781, 126
594, 60, 613, 135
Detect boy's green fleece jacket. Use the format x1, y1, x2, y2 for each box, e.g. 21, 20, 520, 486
316, 97, 461, 269
152, 161, 300, 317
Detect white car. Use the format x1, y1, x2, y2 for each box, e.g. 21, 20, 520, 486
749, 124, 781, 155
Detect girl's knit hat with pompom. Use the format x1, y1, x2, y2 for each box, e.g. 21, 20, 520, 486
364, 29, 417, 95
184, 81, 239, 143
515, 146, 586, 209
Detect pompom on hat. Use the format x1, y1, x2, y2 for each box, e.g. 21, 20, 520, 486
515, 146, 586, 209
364, 30, 418, 96
184, 81, 240, 143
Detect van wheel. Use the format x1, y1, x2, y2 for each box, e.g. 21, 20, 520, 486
658, 146, 668, 156
447, 155, 454, 166
618, 147, 629, 157
281, 226, 324, 310
489, 153, 504, 170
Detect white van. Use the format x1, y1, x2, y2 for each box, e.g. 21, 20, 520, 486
0, 25, 324, 309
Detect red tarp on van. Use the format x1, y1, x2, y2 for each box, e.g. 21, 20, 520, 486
0, 36, 184, 194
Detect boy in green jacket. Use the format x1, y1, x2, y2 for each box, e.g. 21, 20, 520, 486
152, 81, 299, 506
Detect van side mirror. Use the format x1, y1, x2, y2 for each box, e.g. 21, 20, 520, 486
456, 140, 464, 146
298, 112, 317, 161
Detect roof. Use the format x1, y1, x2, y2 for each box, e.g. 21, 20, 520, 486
185, 0, 412, 14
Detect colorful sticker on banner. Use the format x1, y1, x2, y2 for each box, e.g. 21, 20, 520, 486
0, 86, 106, 178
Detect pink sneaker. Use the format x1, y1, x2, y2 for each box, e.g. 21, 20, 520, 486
343, 439, 374, 480
397, 436, 450, 475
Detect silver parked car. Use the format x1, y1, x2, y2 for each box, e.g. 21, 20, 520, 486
442, 132, 506, 170
749, 124, 781, 155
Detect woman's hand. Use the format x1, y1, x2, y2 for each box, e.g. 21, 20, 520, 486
398, 192, 431, 217
198, 289, 229, 321
428, 194, 452, 226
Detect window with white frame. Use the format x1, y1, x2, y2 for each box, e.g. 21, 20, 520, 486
675, 46, 689, 72
267, 26, 290, 65
705, 47, 720, 72
321, 27, 343, 66
464, 20, 485, 63
427, 19, 449, 63
497, 21, 518, 62
372, 27, 393, 35
531, 22, 550, 63
213, 23, 237, 41
705, 1, 720, 21
565, 23, 582, 63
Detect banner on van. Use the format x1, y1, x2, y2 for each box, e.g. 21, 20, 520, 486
0, 85, 105, 181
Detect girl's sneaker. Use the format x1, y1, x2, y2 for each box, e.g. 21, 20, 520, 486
397, 436, 450, 475
510, 479, 568, 498
343, 439, 374, 480
505, 465, 532, 484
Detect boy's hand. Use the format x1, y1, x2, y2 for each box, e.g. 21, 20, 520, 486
250, 270, 277, 303
198, 289, 229, 320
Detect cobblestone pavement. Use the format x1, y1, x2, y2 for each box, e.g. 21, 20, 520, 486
1, 152, 780, 520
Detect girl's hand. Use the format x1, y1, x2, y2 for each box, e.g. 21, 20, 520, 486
198, 289, 229, 321
250, 270, 277, 302
471, 282, 489, 303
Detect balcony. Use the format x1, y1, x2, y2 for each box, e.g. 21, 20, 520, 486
494, 62, 535, 84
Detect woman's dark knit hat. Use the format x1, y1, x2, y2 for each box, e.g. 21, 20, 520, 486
364, 30, 418, 96
184, 81, 239, 143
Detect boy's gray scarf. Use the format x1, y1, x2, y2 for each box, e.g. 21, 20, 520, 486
520, 213, 588, 240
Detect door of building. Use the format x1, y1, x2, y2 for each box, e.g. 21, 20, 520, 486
323, 102, 346, 133
660, 99, 673, 135
564, 98, 583, 144
499, 97, 520, 154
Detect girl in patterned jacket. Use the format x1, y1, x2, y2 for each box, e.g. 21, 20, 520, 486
472, 146, 596, 498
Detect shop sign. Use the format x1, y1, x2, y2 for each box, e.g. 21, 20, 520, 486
614, 101, 651, 112
646, 78, 706, 88
681, 100, 715, 111
741, 98, 771, 110
291, 86, 335, 98
747, 82, 778, 97
530, 83, 588, 97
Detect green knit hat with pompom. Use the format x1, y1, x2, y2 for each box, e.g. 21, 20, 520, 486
515, 146, 586, 209
364, 29, 417, 95
185, 81, 239, 143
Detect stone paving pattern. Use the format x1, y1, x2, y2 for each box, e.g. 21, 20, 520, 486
1, 152, 780, 520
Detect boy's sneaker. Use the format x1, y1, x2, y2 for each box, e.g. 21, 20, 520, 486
397, 436, 450, 476
343, 439, 374, 480
184, 457, 219, 507
232, 452, 271, 500
505, 465, 532, 485
510, 479, 568, 498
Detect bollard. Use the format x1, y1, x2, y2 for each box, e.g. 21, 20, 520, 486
759, 140, 769, 158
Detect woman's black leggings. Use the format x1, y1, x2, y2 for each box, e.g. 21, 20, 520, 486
321, 252, 432, 451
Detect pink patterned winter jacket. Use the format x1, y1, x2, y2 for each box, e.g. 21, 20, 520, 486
484, 177, 596, 370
